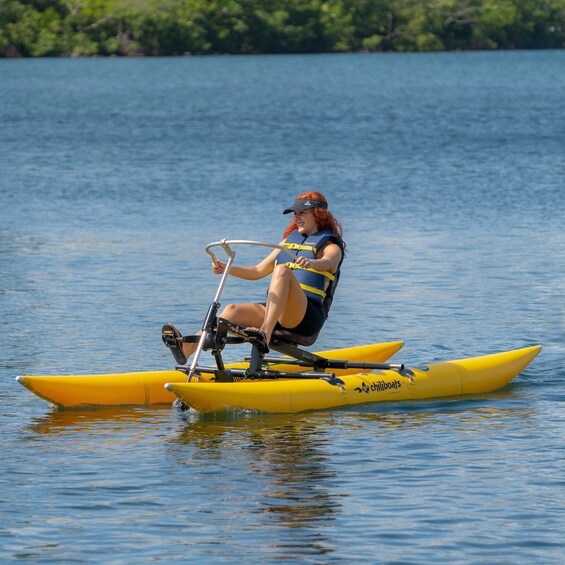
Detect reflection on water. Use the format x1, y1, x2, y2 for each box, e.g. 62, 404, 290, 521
26, 405, 175, 436
173, 413, 341, 557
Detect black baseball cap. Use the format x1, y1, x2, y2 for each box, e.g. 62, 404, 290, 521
283, 197, 328, 214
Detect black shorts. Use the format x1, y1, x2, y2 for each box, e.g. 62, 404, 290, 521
261, 297, 326, 337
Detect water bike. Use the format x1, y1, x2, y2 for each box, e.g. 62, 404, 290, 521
16, 240, 541, 413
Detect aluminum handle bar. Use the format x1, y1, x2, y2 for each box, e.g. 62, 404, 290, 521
205, 239, 297, 264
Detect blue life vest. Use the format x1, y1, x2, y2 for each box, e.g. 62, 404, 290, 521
274, 229, 344, 315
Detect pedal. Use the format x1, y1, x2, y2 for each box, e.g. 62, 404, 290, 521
161, 323, 188, 365
161, 329, 178, 348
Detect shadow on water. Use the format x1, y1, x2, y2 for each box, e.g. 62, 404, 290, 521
327, 386, 540, 438
349, 399, 536, 429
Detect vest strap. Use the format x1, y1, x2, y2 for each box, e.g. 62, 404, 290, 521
299, 284, 326, 298
283, 242, 317, 253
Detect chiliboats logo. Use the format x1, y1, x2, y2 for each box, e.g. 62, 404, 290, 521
354, 380, 402, 394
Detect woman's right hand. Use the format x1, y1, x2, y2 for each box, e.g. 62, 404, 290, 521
212, 260, 226, 275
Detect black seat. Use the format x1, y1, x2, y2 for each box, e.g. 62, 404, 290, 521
271, 328, 319, 347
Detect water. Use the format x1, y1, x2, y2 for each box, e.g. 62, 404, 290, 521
1, 51, 564, 563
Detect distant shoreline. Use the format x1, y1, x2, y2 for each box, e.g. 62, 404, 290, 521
3, 47, 565, 60
2, 0, 564, 58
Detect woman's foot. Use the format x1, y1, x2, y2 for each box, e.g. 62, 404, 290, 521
242, 327, 270, 354
161, 323, 188, 364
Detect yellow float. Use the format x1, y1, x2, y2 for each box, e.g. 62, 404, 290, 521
166, 345, 541, 414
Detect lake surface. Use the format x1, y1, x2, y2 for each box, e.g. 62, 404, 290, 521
1, 51, 564, 563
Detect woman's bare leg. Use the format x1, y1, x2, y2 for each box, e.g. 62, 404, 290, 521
257, 264, 308, 344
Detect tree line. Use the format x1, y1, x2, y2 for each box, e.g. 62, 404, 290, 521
1, 0, 564, 57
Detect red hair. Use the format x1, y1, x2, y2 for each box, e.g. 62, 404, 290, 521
283, 192, 345, 250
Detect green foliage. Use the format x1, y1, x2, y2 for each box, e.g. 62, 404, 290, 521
0, 0, 564, 57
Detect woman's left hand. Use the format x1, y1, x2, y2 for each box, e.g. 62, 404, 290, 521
295, 256, 313, 269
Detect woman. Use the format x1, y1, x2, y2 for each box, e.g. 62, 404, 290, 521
163, 191, 345, 363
